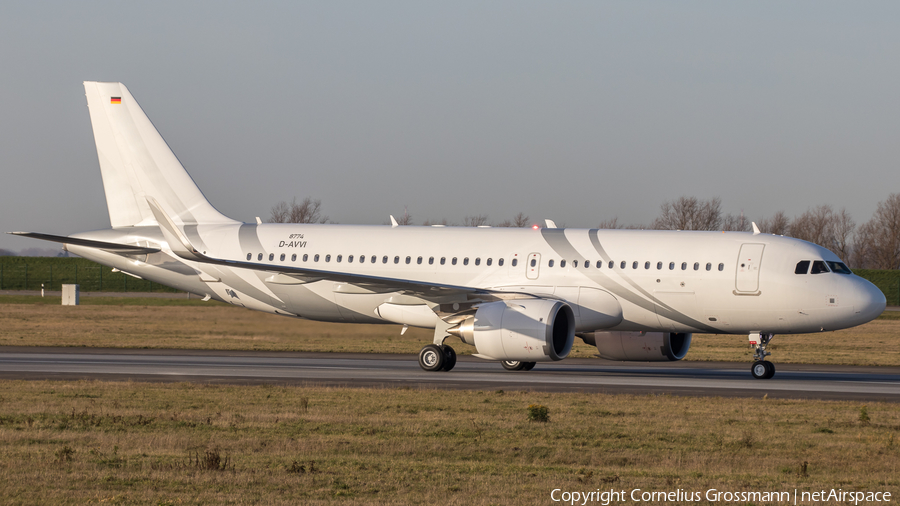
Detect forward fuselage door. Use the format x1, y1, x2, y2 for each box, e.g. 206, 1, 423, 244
735, 243, 765, 294
526, 253, 541, 280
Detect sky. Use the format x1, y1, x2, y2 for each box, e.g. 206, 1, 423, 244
1, 1, 899, 253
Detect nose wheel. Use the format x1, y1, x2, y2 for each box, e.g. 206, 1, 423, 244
749, 333, 776, 379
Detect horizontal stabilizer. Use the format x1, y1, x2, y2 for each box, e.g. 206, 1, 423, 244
7, 232, 161, 254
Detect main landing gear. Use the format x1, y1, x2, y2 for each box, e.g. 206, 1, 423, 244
418, 344, 457, 372
501, 360, 536, 371
749, 332, 776, 379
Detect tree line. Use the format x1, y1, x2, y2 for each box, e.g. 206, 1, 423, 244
269, 193, 900, 269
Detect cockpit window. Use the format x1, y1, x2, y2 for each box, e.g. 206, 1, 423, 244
794, 260, 810, 275
810, 260, 830, 274
827, 261, 852, 274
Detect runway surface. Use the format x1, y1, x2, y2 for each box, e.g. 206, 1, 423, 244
1, 347, 899, 401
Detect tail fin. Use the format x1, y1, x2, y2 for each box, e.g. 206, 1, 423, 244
83, 81, 235, 228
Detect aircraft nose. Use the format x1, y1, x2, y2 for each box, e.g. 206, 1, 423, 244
853, 277, 886, 324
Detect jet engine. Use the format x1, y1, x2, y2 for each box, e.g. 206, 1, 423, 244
580, 331, 692, 361
448, 299, 575, 362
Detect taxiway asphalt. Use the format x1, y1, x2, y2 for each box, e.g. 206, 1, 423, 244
0, 347, 898, 401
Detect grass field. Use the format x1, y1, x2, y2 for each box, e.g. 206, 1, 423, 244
1, 295, 899, 366
0, 380, 897, 505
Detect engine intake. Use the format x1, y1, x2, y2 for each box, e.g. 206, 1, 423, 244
582, 331, 692, 361
448, 299, 575, 362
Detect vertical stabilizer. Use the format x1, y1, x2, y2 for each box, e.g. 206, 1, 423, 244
84, 81, 235, 227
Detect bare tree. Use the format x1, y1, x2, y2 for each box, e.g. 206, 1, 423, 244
463, 214, 489, 227
830, 208, 855, 262
789, 205, 834, 247
721, 213, 750, 232
395, 207, 413, 226
598, 216, 623, 229
854, 194, 900, 269
496, 212, 530, 228
757, 211, 790, 235
268, 197, 328, 224
653, 196, 722, 231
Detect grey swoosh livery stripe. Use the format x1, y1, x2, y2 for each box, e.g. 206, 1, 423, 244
238, 224, 265, 254
540, 228, 717, 333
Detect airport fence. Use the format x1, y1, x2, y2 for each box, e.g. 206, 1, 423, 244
1, 257, 899, 303
0, 257, 181, 293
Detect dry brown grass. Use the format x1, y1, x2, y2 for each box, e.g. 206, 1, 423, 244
0, 380, 897, 505
1, 297, 899, 366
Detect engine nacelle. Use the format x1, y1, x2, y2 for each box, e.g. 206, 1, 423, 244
449, 299, 575, 362
582, 331, 692, 361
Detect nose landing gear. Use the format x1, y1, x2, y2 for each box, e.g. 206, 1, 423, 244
749, 332, 775, 379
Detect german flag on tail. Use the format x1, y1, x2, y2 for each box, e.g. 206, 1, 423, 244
110, 97, 121, 104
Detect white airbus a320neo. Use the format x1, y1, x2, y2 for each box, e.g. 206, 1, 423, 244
12, 82, 886, 379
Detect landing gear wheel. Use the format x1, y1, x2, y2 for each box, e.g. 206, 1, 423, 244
501, 360, 525, 371
441, 345, 457, 371
521, 362, 536, 371
751, 360, 775, 380
418, 344, 445, 372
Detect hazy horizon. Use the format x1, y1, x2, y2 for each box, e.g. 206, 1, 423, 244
2, 2, 899, 254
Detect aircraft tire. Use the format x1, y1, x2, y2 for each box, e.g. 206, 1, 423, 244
763, 360, 775, 379
418, 344, 445, 372
521, 362, 536, 371
441, 345, 457, 371
751, 360, 770, 379
501, 360, 526, 371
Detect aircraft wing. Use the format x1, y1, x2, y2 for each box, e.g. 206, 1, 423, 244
7, 231, 161, 254
145, 197, 503, 302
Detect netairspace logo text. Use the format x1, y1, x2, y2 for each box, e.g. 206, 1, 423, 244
550, 488, 892, 505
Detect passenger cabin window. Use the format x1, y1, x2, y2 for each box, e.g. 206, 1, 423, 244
681, 262, 687, 270
596, 261, 602, 268
394, 256, 400, 264
487, 258, 492, 266
498, 258, 504, 266
810, 260, 830, 274
573, 260, 579, 268
405, 256, 411, 264
441, 257, 446, 265
657, 261, 663, 270
718, 263, 724, 271
371, 255, 376, 263
584, 261, 589, 269
530, 259, 537, 267
452, 257, 457, 265
608, 261, 614, 269
336, 255, 342, 263
463, 258, 469, 266
291, 254, 297, 262
358, 255, 364, 263
314, 254, 320, 262
705, 262, 711, 271
632, 261, 638, 269
475, 258, 481, 266
246, 253, 252, 261
548, 259, 555, 267
348, 255, 354, 263
325, 255, 331, 262
417, 256, 423, 265
645, 261, 650, 269
429, 257, 434, 265
280, 253, 286, 261
267, 253, 273, 261
795, 260, 810, 274
382, 256, 388, 264
693, 262, 699, 271
669, 262, 675, 270
827, 261, 852, 274
258, 253, 263, 261
512, 258, 518, 267
560, 260, 566, 268
620, 261, 626, 269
